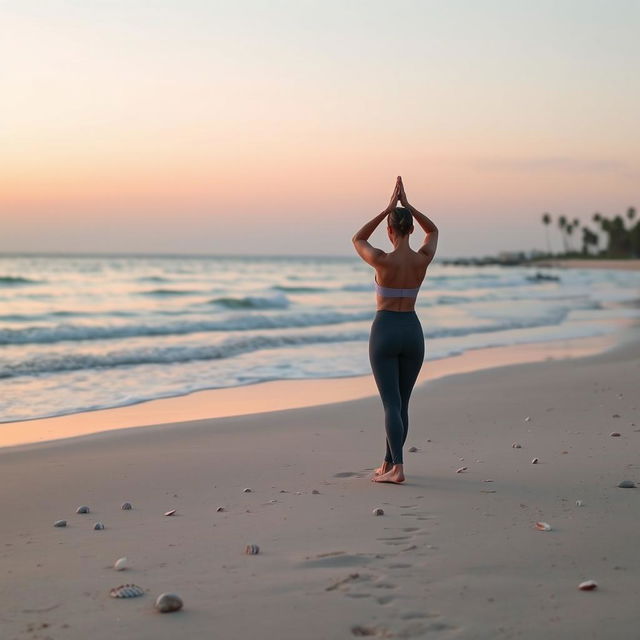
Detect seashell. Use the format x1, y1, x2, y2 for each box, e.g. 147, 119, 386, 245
76, 505, 90, 514
408, 446, 418, 452
578, 580, 597, 591
114, 557, 128, 571
311, 489, 320, 494
456, 466, 467, 473
576, 500, 584, 507
531, 457, 539, 464
372, 508, 384, 516
121, 502, 132, 510
94, 522, 105, 530
279, 489, 288, 493
512, 443, 522, 449
269, 499, 277, 503
243, 488, 252, 493
612, 414, 620, 418
610, 432, 621, 437
524, 416, 532, 422
483, 479, 494, 482
216, 506, 224, 512
110, 583, 144, 598
535, 521, 552, 531
617, 480, 636, 488
53, 519, 67, 528
155, 592, 183, 613
245, 544, 260, 555
164, 509, 176, 516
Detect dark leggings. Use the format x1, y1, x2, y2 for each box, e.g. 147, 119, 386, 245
369, 310, 425, 465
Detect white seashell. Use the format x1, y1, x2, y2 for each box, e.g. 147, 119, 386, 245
121, 502, 132, 510
408, 446, 418, 452
164, 509, 176, 516
110, 583, 144, 598
243, 488, 252, 493
155, 592, 183, 613
94, 522, 105, 530
610, 432, 621, 437
372, 507, 384, 516
576, 500, 584, 507
524, 416, 531, 422
245, 544, 260, 555
456, 466, 467, 473
512, 443, 522, 449
269, 499, 277, 503
578, 580, 597, 591
216, 506, 225, 512
535, 521, 551, 531
531, 457, 539, 464
76, 505, 90, 514
114, 557, 128, 571
311, 489, 320, 494
53, 519, 67, 527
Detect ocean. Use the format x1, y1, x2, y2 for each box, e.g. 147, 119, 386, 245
1, 254, 639, 423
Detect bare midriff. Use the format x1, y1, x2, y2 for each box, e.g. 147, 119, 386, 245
376, 295, 418, 312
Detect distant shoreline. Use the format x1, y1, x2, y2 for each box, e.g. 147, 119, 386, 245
529, 259, 640, 271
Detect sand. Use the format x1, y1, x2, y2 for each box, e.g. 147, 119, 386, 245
1, 323, 640, 639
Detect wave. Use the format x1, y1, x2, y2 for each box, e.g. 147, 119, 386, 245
0, 275, 41, 286
271, 285, 328, 293
209, 293, 290, 309
0, 311, 573, 379
140, 288, 200, 296
137, 275, 170, 283
0, 310, 375, 345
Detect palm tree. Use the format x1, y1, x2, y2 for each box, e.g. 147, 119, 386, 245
558, 215, 568, 253
566, 222, 575, 253
541, 212, 552, 254
627, 207, 636, 225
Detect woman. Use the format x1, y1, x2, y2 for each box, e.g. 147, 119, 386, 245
352, 176, 438, 484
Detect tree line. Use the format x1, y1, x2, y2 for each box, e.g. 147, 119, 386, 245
541, 207, 639, 259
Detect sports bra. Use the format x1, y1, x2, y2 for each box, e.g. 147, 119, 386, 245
374, 275, 421, 298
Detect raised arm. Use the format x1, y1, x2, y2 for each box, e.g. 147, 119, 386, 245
398, 177, 438, 264
351, 178, 400, 266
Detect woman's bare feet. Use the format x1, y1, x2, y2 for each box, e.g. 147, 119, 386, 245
372, 464, 405, 484
373, 461, 393, 476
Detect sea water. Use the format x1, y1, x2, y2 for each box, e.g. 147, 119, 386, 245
1, 254, 639, 422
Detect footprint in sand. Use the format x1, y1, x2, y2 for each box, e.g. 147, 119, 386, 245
333, 471, 361, 478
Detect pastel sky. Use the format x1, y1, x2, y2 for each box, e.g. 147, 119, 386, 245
1, 0, 638, 257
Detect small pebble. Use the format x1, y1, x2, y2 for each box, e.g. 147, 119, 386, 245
612, 414, 620, 418
311, 489, 320, 494
53, 519, 67, 528
535, 521, 552, 531
216, 506, 225, 512
531, 457, 539, 464
94, 522, 105, 530
76, 505, 90, 514
114, 557, 128, 571
576, 500, 584, 507
121, 502, 132, 510
610, 432, 621, 437
512, 443, 522, 449
372, 508, 384, 516
245, 544, 260, 554
243, 488, 252, 493
524, 416, 531, 422
408, 446, 418, 452
617, 480, 636, 488
456, 466, 467, 473
155, 592, 183, 613
578, 580, 597, 591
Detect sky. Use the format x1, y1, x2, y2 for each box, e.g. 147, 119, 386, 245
1, 0, 639, 257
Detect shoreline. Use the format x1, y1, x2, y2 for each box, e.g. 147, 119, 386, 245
528, 259, 640, 270
1, 320, 632, 451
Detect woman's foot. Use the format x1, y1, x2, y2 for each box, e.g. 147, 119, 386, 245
373, 461, 393, 476
372, 464, 405, 484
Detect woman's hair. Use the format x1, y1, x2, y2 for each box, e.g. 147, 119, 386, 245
388, 207, 413, 236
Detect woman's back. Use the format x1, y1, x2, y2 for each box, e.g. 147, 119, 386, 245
374, 248, 428, 312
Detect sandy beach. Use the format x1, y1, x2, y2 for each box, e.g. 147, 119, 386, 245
1, 321, 639, 639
